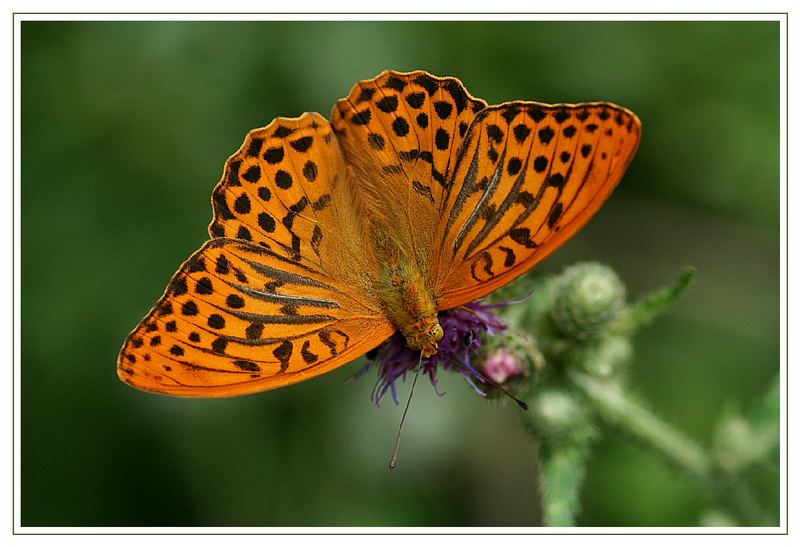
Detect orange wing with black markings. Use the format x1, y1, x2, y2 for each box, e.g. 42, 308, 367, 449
119, 70, 641, 398
118, 239, 393, 397
118, 114, 395, 397
433, 101, 641, 308
330, 70, 487, 270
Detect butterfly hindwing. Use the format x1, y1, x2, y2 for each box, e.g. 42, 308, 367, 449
118, 238, 394, 397
331, 70, 487, 209
209, 112, 344, 270
434, 101, 642, 308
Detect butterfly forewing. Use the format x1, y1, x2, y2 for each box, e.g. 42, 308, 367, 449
434, 102, 641, 308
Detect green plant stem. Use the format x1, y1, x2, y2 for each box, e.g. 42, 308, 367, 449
539, 439, 591, 526
567, 370, 770, 526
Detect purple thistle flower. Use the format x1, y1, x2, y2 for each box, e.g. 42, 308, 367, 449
354, 301, 509, 406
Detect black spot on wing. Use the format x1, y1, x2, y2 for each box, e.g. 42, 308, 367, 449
187, 256, 206, 273
509, 227, 538, 248
301, 341, 318, 364
225, 160, 242, 186
398, 149, 419, 161
275, 170, 293, 189
234, 194, 251, 214
273, 340, 293, 371
246, 138, 263, 157
318, 331, 338, 356
357, 87, 376, 103
499, 246, 516, 268
414, 74, 439, 96
242, 166, 261, 183
513, 124, 531, 144
443, 79, 468, 113
368, 133, 385, 150
258, 212, 276, 233
435, 128, 450, 150
538, 126, 555, 145
376, 95, 399, 113
264, 146, 284, 164
547, 202, 564, 228
528, 105, 546, 122
171, 277, 188, 296
434, 101, 453, 120
208, 314, 226, 329
273, 125, 295, 138
245, 322, 264, 339
554, 109, 571, 123
384, 76, 407, 92
302, 160, 318, 181
352, 109, 371, 125
227, 294, 245, 309
290, 136, 313, 152
211, 337, 228, 354
195, 277, 213, 295
236, 226, 252, 241
487, 125, 504, 143
392, 117, 410, 137
233, 359, 261, 372
311, 225, 323, 257
501, 107, 520, 124
406, 92, 425, 109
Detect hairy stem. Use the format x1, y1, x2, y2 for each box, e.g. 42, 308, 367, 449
539, 438, 592, 526
567, 370, 770, 526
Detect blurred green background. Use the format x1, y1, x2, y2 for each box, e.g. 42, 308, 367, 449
21, 21, 779, 527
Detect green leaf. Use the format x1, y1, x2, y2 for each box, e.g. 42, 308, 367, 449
615, 267, 696, 334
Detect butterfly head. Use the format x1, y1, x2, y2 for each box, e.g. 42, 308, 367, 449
405, 317, 444, 358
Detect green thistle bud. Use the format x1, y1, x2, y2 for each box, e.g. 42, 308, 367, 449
550, 262, 626, 341
523, 386, 591, 443
563, 335, 632, 377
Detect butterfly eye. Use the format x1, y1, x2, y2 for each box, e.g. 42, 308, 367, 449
430, 324, 444, 342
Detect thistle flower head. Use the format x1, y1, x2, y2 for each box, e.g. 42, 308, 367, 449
550, 262, 626, 341
356, 301, 508, 406
482, 348, 524, 384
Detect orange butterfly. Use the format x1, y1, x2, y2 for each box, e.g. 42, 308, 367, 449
117, 70, 641, 397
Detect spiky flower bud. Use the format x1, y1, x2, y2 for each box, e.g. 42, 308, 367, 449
523, 386, 591, 443
550, 262, 626, 341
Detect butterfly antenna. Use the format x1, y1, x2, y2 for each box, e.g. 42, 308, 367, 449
447, 354, 529, 411
388, 354, 423, 471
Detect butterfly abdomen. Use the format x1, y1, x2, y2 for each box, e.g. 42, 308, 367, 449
373, 230, 442, 356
